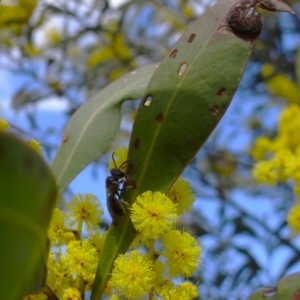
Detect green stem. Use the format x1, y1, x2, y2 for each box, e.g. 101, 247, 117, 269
79, 276, 86, 300
149, 239, 155, 260
77, 220, 83, 239
148, 239, 156, 300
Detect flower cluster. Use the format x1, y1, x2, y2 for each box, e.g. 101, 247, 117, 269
24, 147, 201, 300
108, 150, 201, 299
252, 67, 300, 235
25, 193, 105, 300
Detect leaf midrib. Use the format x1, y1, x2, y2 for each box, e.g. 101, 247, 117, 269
53, 70, 155, 187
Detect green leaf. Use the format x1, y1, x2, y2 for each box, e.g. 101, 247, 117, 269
0, 132, 57, 300
91, 0, 259, 298
51, 63, 157, 194
246, 272, 300, 299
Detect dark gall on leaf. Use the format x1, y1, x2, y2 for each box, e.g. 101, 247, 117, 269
227, 0, 262, 38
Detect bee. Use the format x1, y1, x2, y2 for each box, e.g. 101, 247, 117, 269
106, 152, 130, 219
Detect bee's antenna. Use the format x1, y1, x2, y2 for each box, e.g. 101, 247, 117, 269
112, 152, 118, 168
119, 159, 130, 171
112, 151, 131, 171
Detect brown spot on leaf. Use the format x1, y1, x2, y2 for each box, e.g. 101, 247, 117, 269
63, 135, 68, 143
169, 49, 178, 58
134, 138, 140, 149
155, 113, 164, 122
125, 163, 134, 180
188, 33, 196, 43
291, 290, 300, 300
209, 105, 220, 115
217, 88, 226, 96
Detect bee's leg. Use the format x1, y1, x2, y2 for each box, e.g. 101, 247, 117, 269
117, 186, 127, 192
114, 192, 129, 208
112, 196, 126, 217
119, 198, 130, 208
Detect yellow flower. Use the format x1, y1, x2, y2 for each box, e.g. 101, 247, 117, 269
110, 295, 122, 300
155, 280, 174, 295
270, 149, 293, 182
66, 193, 103, 233
251, 136, 272, 161
48, 208, 73, 246
167, 178, 195, 215
47, 253, 72, 297
266, 74, 300, 103
62, 240, 98, 280
45, 27, 61, 45
287, 205, 300, 233
87, 47, 114, 68
177, 282, 199, 298
62, 288, 81, 300
279, 105, 300, 126
111, 33, 132, 61
104, 277, 114, 297
162, 230, 201, 277
158, 282, 196, 300
0, 117, 9, 131
278, 106, 300, 150
111, 250, 156, 299
109, 67, 126, 82
261, 63, 274, 78
23, 292, 47, 300
85, 273, 95, 290
286, 155, 300, 184
153, 260, 166, 290
28, 139, 43, 153
182, 3, 194, 18
131, 191, 177, 239
88, 231, 107, 257
277, 131, 300, 151
252, 161, 277, 185
271, 136, 288, 153
108, 146, 128, 172
24, 43, 41, 56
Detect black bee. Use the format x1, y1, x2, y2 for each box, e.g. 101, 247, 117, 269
106, 152, 129, 218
